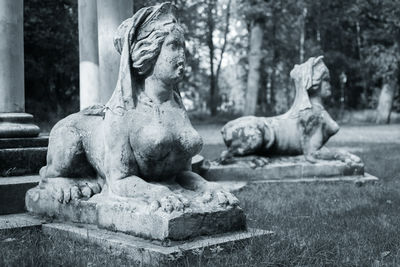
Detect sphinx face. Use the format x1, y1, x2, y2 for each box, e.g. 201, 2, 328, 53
152, 27, 186, 85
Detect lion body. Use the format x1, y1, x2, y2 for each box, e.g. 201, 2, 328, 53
221, 104, 339, 157
41, 95, 203, 185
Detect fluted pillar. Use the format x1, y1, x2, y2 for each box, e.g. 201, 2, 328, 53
0, 0, 39, 137
78, 0, 100, 110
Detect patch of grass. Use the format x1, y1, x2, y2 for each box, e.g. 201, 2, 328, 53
0, 228, 136, 266
1, 142, 399, 266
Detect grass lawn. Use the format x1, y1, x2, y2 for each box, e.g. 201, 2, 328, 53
1, 139, 400, 266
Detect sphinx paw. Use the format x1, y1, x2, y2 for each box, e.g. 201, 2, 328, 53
215, 190, 239, 207
43, 178, 102, 204
79, 181, 103, 198
305, 154, 317, 163
159, 194, 188, 213
251, 157, 269, 168
201, 190, 239, 207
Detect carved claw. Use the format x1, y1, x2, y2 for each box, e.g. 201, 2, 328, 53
251, 157, 268, 168
201, 190, 240, 207
201, 192, 213, 204
81, 182, 103, 198
71, 185, 82, 200
216, 190, 239, 207
219, 150, 235, 165
305, 154, 317, 163
44, 178, 102, 204
349, 154, 361, 163
159, 195, 186, 213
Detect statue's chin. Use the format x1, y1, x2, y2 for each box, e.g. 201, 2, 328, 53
167, 75, 184, 85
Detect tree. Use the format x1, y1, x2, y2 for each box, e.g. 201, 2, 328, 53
24, 0, 79, 127
352, 0, 400, 123
205, 0, 232, 116
244, 17, 264, 115
240, 0, 271, 115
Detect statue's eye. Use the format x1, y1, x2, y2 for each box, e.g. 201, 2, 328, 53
167, 41, 178, 49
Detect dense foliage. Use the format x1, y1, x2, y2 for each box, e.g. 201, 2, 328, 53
23, 0, 400, 125
24, 0, 79, 127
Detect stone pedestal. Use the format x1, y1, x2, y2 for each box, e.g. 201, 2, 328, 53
204, 153, 378, 184
26, 186, 246, 241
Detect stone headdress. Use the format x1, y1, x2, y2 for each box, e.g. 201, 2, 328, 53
105, 2, 178, 116
287, 56, 329, 116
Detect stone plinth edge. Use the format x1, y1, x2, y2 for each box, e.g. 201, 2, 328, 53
42, 222, 272, 265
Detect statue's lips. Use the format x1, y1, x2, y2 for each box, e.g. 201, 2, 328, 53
176, 63, 185, 76
177, 66, 184, 75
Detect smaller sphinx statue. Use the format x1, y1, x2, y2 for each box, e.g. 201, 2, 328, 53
221, 56, 360, 164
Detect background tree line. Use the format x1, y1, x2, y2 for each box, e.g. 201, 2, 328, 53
24, 0, 400, 128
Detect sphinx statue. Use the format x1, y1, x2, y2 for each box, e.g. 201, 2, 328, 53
26, 2, 245, 241
220, 56, 361, 164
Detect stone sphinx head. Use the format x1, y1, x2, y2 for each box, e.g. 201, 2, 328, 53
290, 56, 331, 99
107, 2, 185, 114
114, 2, 185, 79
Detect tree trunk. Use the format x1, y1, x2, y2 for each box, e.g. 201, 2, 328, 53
299, 7, 307, 63
244, 18, 264, 116
376, 81, 396, 124
206, 0, 217, 116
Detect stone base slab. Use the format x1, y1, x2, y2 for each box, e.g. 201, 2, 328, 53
0, 213, 42, 231
216, 173, 378, 193
26, 186, 246, 241
205, 154, 365, 182
249, 172, 378, 184
42, 222, 271, 265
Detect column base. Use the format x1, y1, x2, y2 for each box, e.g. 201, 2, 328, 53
0, 113, 40, 138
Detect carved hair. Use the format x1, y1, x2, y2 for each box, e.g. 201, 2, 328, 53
309, 56, 329, 93
106, 2, 181, 115
287, 56, 328, 115
131, 24, 183, 76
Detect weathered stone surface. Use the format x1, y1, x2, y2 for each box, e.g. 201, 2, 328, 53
205, 154, 365, 182
0, 213, 42, 231
221, 56, 340, 163
26, 186, 246, 241
0, 175, 40, 215
42, 222, 271, 265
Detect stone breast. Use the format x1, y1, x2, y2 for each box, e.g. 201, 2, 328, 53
132, 118, 203, 178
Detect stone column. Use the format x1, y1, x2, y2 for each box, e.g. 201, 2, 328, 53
78, 0, 100, 110
0, 0, 39, 137
97, 0, 133, 104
